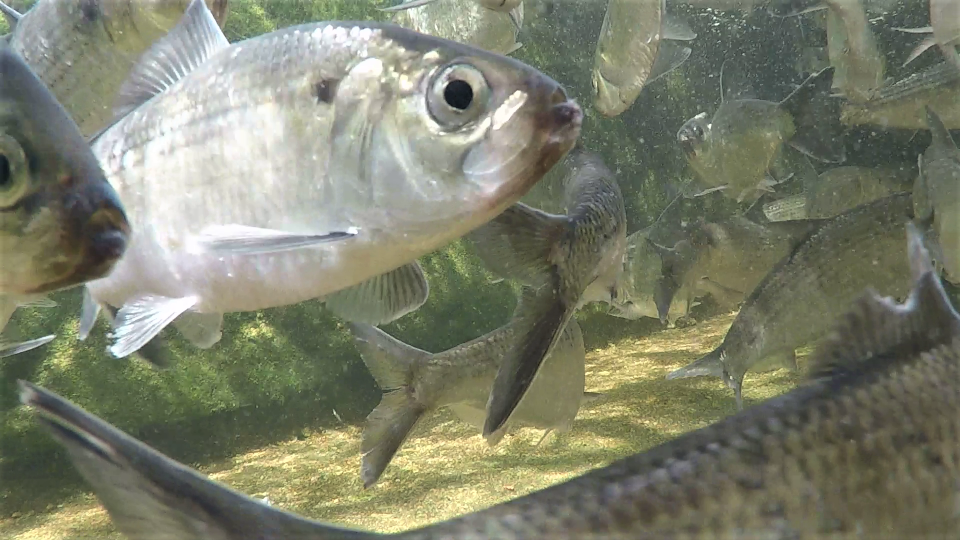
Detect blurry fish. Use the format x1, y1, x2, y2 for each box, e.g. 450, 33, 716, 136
349, 291, 591, 487
382, 0, 522, 14
915, 106, 960, 284
22, 222, 960, 539
895, 0, 960, 69
467, 147, 625, 438
762, 193, 808, 221
4, 0, 228, 138
678, 67, 845, 204
390, 0, 524, 56
841, 61, 960, 129
764, 165, 914, 221
668, 193, 918, 408
823, 0, 884, 103
81, 0, 582, 361
0, 44, 129, 357
592, 0, 696, 117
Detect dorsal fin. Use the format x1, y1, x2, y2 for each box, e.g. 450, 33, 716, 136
113, 0, 229, 120
808, 221, 960, 380
0, 2, 21, 32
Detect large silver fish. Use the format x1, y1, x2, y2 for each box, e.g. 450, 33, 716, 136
349, 290, 592, 488
591, 0, 695, 118
668, 193, 917, 409
3, 0, 228, 139
82, 0, 582, 361
0, 44, 129, 358
467, 147, 625, 439
21, 221, 960, 539
915, 106, 960, 284
390, 0, 524, 56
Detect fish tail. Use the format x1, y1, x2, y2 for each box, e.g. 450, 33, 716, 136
666, 348, 725, 380
18, 381, 375, 539
780, 66, 846, 164
466, 203, 566, 287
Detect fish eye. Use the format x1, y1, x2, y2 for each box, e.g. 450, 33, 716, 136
0, 135, 28, 204
427, 63, 490, 130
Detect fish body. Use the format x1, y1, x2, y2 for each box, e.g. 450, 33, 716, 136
841, 61, 960, 129
7, 0, 228, 138
591, 0, 694, 117
83, 1, 582, 359
824, 0, 884, 103
678, 67, 845, 204
391, 0, 523, 56
668, 193, 917, 408
21, 220, 960, 539
916, 106, 960, 283
468, 147, 626, 438
349, 297, 588, 487
805, 165, 914, 218
0, 43, 129, 356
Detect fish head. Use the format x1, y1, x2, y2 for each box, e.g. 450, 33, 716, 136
0, 47, 129, 295
676, 112, 709, 159
378, 32, 582, 231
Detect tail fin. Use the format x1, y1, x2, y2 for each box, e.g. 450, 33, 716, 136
347, 323, 431, 488
780, 66, 846, 164
666, 348, 725, 380
19, 381, 374, 540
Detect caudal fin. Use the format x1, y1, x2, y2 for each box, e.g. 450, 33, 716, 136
780, 66, 846, 164
19, 381, 373, 540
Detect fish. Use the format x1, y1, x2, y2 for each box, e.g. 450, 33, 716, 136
764, 166, 914, 221
390, 0, 524, 56
677, 67, 845, 205
467, 146, 626, 439
915, 106, 960, 284
81, 0, 582, 361
349, 289, 592, 487
382, 0, 522, 14
823, 0, 884, 103
21, 221, 960, 539
895, 0, 960, 69
668, 192, 919, 409
0, 43, 129, 357
4, 0, 229, 139
591, 0, 696, 117
841, 61, 960, 129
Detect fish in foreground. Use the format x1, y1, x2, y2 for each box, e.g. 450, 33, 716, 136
591, 0, 696, 118
467, 147, 625, 439
390, 0, 524, 56
915, 106, 960, 284
677, 67, 845, 204
3, 0, 229, 139
0, 44, 129, 357
841, 61, 960, 129
21, 221, 960, 539
763, 165, 914, 221
668, 193, 918, 409
350, 290, 595, 487
81, 0, 582, 360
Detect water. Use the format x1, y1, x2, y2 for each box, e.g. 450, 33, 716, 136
0, 0, 951, 537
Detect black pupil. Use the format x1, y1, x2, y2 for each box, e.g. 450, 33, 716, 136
444, 79, 474, 111
0, 155, 10, 188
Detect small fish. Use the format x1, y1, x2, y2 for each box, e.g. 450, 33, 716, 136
81, 0, 582, 361
0, 44, 129, 357
915, 106, 960, 284
390, 0, 524, 56
349, 289, 591, 487
467, 146, 626, 439
591, 0, 696, 117
678, 67, 845, 204
841, 61, 960, 129
21, 221, 960, 539
823, 0, 885, 103
668, 193, 918, 409
4, 0, 228, 138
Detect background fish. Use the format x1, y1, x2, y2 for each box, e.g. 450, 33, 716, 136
349, 291, 590, 487
764, 165, 914, 221
467, 146, 625, 439
668, 193, 917, 408
841, 61, 960, 129
824, 0, 885, 103
5, 0, 229, 138
915, 106, 960, 284
80, 0, 582, 361
390, 0, 523, 56
20, 221, 960, 539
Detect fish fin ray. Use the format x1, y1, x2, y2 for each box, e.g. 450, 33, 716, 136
325, 262, 429, 325
78, 288, 102, 341
0, 1, 20, 30
903, 36, 937, 66
647, 41, 691, 85
467, 203, 566, 286
108, 296, 197, 359
666, 348, 724, 380
347, 323, 430, 390
360, 389, 426, 488
0, 335, 55, 358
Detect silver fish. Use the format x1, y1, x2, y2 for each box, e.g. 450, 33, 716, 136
0, 44, 129, 357
915, 106, 960, 284
82, 0, 582, 361
391, 0, 523, 56
4, 0, 228, 138
467, 146, 625, 439
349, 290, 591, 487
668, 193, 917, 409
21, 221, 960, 539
